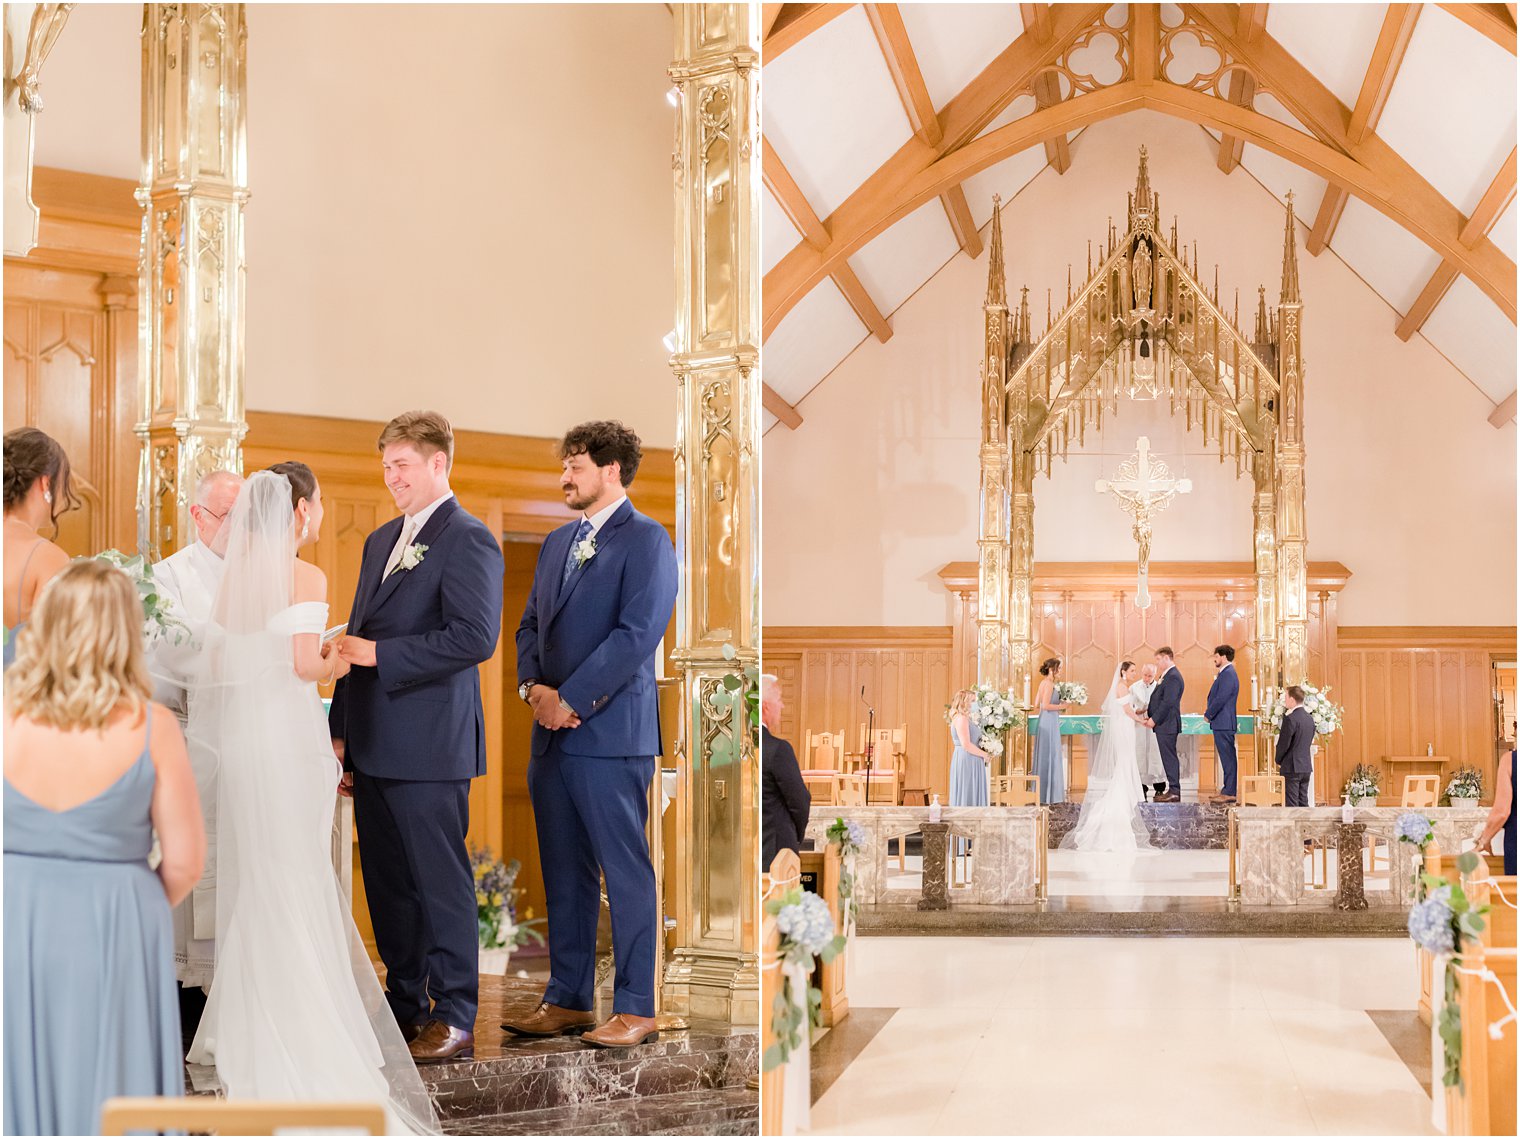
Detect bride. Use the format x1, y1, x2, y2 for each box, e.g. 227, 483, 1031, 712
1061, 661, 1152, 853
186, 467, 438, 1135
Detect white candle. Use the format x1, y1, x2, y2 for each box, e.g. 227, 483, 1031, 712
1024, 675, 1031, 706
1251, 675, 1259, 708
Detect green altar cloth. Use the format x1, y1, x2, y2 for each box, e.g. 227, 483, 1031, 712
1025, 713, 1255, 735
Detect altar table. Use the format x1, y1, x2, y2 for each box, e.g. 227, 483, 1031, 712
1023, 713, 1257, 793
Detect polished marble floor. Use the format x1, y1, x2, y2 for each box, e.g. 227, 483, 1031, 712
804, 936, 1435, 1136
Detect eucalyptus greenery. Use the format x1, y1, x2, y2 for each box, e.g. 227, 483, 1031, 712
762, 886, 845, 1073
708, 642, 758, 763
1407, 851, 1491, 1090
825, 817, 866, 933
93, 550, 192, 645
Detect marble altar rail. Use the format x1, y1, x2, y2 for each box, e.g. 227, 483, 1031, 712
1236, 807, 1488, 907
805, 806, 1043, 906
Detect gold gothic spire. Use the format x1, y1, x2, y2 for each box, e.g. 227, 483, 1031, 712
1129, 145, 1155, 229
986, 193, 1007, 307
1280, 190, 1301, 305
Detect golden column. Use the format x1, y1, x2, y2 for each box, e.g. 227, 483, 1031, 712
136, 3, 248, 560
977, 198, 1012, 691
1274, 195, 1309, 687
663, 2, 759, 1025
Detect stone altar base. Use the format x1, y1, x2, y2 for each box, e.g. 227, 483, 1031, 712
1047, 801, 1231, 849
187, 976, 758, 1135
856, 898, 1407, 936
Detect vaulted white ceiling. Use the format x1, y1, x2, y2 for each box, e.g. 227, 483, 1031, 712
761, 3, 1518, 432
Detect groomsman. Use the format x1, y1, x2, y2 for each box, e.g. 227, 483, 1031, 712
760, 675, 811, 867
1206, 644, 1240, 804
509, 421, 679, 1049
150, 468, 242, 1035
1275, 686, 1315, 807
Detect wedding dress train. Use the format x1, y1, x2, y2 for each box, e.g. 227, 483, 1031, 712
1060, 668, 1152, 854
185, 472, 438, 1135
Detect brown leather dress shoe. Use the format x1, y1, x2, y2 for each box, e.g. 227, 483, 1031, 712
1154, 791, 1181, 803
399, 1021, 426, 1044
582, 1013, 660, 1049
502, 1002, 597, 1038
407, 1019, 474, 1064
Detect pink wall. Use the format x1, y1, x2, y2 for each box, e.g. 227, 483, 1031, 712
763, 111, 1516, 628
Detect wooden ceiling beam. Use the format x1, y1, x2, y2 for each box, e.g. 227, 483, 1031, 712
1459, 146, 1517, 247
1395, 262, 1459, 339
833, 263, 893, 342
763, 382, 804, 430
1019, 5, 1071, 172
1307, 4, 1418, 253
1348, 5, 1421, 144
764, 4, 852, 60
1488, 390, 1517, 426
762, 4, 786, 39
865, 4, 943, 147
941, 185, 984, 258
1216, 4, 1267, 173
1437, 4, 1517, 54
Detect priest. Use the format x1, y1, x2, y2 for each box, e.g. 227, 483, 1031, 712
149, 467, 243, 1033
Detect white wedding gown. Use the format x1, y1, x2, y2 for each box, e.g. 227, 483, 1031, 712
1061, 669, 1152, 854
185, 472, 437, 1135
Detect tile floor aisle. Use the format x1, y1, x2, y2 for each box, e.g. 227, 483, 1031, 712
804, 936, 1435, 1136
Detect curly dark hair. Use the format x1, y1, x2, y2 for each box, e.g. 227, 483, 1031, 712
1039, 657, 1061, 676
4, 427, 78, 532
557, 421, 643, 487
265, 461, 317, 510
1214, 644, 1235, 661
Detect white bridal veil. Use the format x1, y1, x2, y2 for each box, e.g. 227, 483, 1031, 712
1059, 666, 1152, 853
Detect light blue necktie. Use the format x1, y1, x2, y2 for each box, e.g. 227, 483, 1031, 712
561, 518, 593, 586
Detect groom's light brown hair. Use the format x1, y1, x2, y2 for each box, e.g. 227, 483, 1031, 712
377, 410, 454, 469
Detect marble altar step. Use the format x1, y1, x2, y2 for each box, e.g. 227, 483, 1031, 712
857, 899, 1407, 937
186, 976, 758, 1135
880, 802, 1232, 852
444, 1083, 758, 1135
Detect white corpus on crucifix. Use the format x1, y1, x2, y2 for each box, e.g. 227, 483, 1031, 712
1095, 437, 1191, 610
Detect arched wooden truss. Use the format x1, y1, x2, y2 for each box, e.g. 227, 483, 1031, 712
760, 4, 1517, 427
976, 150, 1313, 706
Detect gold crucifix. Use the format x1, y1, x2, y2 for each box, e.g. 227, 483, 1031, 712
1095, 436, 1191, 609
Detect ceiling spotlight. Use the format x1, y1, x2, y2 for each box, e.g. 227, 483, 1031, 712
665, 86, 681, 108
662, 329, 678, 353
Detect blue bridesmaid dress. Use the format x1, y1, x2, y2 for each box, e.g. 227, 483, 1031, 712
4, 714, 181, 1135
949, 719, 989, 807
1034, 690, 1066, 804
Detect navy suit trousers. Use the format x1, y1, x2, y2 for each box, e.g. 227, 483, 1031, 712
1214, 731, 1238, 796
528, 746, 657, 1017
1157, 730, 1181, 792
351, 772, 477, 1031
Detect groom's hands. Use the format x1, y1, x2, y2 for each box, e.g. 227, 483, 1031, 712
528, 684, 581, 731
336, 635, 378, 668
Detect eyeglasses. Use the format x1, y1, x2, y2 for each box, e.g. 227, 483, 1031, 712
194, 506, 228, 522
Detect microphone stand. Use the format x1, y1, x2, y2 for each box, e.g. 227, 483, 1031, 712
860, 686, 875, 804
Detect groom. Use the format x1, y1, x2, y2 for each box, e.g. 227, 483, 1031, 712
330, 410, 505, 1063
1145, 646, 1185, 802
508, 420, 678, 1049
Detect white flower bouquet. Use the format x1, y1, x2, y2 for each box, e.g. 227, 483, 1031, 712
968, 683, 1026, 734
1054, 680, 1088, 706
1265, 682, 1344, 736
93, 550, 191, 647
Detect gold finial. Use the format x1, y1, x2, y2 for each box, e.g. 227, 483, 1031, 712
986, 193, 1007, 307
1130, 145, 1154, 228
1255, 284, 1268, 342
1280, 190, 1301, 305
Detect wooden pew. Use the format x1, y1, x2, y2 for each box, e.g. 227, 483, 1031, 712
761, 848, 799, 1138
1418, 846, 1496, 1027
1443, 939, 1516, 1136
800, 843, 849, 1027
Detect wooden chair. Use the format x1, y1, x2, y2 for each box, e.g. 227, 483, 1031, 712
802, 771, 838, 806
1401, 774, 1440, 807
804, 729, 846, 771
990, 774, 1040, 806
1238, 774, 1284, 805
100, 1099, 386, 1135
836, 773, 866, 807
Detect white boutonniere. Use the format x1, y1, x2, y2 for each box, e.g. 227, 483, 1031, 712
398, 542, 428, 572
571, 534, 597, 569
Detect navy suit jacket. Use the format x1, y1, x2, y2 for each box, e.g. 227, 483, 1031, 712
1147, 666, 1185, 736
515, 498, 678, 759
1206, 664, 1239, 732
328, 497, 505, 781
1275, 706, 1315, 774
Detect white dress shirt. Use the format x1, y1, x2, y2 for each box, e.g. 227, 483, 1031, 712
583, 493, 627, 536
384, 491, 454, 578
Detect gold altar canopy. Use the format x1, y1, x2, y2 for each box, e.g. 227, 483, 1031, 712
977, 149, 1308, 709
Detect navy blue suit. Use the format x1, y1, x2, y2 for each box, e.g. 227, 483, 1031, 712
329, 496, 504, 1032
1147, 666, 1185, 794
1275, 705, 1315, 806
1206, 663, 1240, 797
516, 498, 678, 1017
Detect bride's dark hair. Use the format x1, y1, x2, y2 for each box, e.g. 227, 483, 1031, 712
1119, 660, 1134, 674
1038, 657, 1061, 676
265, 461, 317, 509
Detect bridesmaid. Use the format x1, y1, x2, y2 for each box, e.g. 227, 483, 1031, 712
4, 560, 205, 1135
3, 428, 75, 669
1033, 657, 1070, 804
947, 689, 992, 807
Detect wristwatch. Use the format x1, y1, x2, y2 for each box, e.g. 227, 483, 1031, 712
517, 679, 538, 703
